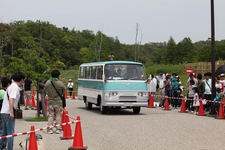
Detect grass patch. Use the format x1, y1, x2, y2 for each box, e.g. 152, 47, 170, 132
25, 116, 48, 122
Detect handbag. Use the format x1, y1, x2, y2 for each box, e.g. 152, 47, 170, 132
202, 99, 207, 105
7, 92, 23, 119
51, 81, 66, 108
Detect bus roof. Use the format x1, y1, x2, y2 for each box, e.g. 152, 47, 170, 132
80, 61, 143, 66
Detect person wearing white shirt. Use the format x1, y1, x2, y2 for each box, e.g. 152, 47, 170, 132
203, 73, 211, 112
156, 73, 165, 107
150, 74, 157, 102
219, 74, 225, 94
67, 79, 74, 98
0, 72, 25, 150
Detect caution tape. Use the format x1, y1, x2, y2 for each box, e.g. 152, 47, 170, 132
65, 114, 77, 121
152, 94, 223, 104
0, 120, 79, 140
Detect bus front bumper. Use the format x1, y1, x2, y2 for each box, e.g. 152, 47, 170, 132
104, 101, 148, 107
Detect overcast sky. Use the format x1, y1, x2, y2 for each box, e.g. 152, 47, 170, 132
0, 0, 225, 44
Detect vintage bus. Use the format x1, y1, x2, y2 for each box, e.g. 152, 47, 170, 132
77, 61, 148, 114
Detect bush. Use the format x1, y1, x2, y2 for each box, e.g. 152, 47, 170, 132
54, 61, 67, 70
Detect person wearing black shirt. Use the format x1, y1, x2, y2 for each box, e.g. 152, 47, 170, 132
24, 75, 33, 110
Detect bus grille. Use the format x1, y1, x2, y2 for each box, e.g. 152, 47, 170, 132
119, 96, 136, 100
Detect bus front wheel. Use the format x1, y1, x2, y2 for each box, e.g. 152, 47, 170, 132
133, 107, 141, 114
100, 100, 107, 114
85, 100, 92, 110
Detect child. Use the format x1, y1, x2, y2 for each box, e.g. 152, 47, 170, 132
186, 80, 195, 112
193, 87, 199, 115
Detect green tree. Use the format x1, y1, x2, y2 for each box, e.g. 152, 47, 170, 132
162, 36, 176, 64
79, 47, 92, 63
197, 45, 211, 62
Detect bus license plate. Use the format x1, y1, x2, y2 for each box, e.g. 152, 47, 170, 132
124, 103, 133, 106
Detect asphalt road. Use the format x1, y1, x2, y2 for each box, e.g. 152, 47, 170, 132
13, 98, 225, 150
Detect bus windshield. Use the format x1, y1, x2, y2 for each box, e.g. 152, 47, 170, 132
105, 64, 146, 80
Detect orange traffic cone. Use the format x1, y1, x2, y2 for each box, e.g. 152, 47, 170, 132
179, 97, 188, 113
60, 111, 74, 140
61, 108, 66, 130
32, 89, 35, 96
148, 94, 156, 108
72, 90, 76, 99
64, 91, 67, 99
163, 96, 171, 110
216, 99, 225, 119
32, 95, 37, 110
28, 125, 38, 150
45, 96, 48, 111
198, 98, 207, 116
68, 116, 88, 150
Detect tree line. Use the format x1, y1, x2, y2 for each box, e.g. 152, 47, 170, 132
0, 20, 225, 75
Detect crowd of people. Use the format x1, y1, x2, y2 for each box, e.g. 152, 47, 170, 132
150, 72, 225, 115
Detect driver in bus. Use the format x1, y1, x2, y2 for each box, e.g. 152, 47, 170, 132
117, 69, 122, 76
131, 67, 139, 78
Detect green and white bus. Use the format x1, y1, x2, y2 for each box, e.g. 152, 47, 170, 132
78, 61, 148, 114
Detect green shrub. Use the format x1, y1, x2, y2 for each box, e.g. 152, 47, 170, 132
54, 61, 67, 70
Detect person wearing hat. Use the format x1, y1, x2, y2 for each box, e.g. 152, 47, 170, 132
186, 73, 198, 87
219, 74, 225, 94
67, 79, 74, 98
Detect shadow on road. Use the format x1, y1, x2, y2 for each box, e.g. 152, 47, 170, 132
77, 107, 147, 116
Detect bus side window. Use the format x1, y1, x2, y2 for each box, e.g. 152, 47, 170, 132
79, 67, 84, 78
85, 66, 90, 79
91, 66, 96, 79
97, 66, 103, 80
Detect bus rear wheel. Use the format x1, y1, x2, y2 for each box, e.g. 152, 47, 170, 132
133, 107, 141, 114
85, 100, 92, 110
100, 100, 107, 114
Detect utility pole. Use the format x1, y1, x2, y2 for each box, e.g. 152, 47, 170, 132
134, 23, 138, 62
210, 0, 216, 115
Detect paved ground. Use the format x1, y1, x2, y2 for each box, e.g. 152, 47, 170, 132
12, 98, 225, 150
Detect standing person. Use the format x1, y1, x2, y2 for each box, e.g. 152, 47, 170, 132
150, 74, 157, 102
203, 72, 212, 112
24, 75, 33, 110
172, 73, 177, 79
176, 76, 182, 108
186, 80, 195, 112
19, 83, 24, 105
186, 73, 198, 87
161, 76, 171, 107
0, 77, 12, 149
156, 73, 165, 107
0, 72, 25, 150
219, 74, 225, 94
172, 78, 181, 109
197, 74, 205, 99
215, 76, 222, 91
193, 87, 199, 115
67, 79, 74, 98
45, 70, 65, 134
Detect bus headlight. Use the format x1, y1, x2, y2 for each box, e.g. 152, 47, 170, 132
109, 92, 118, 97
138, 92, 147, 97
